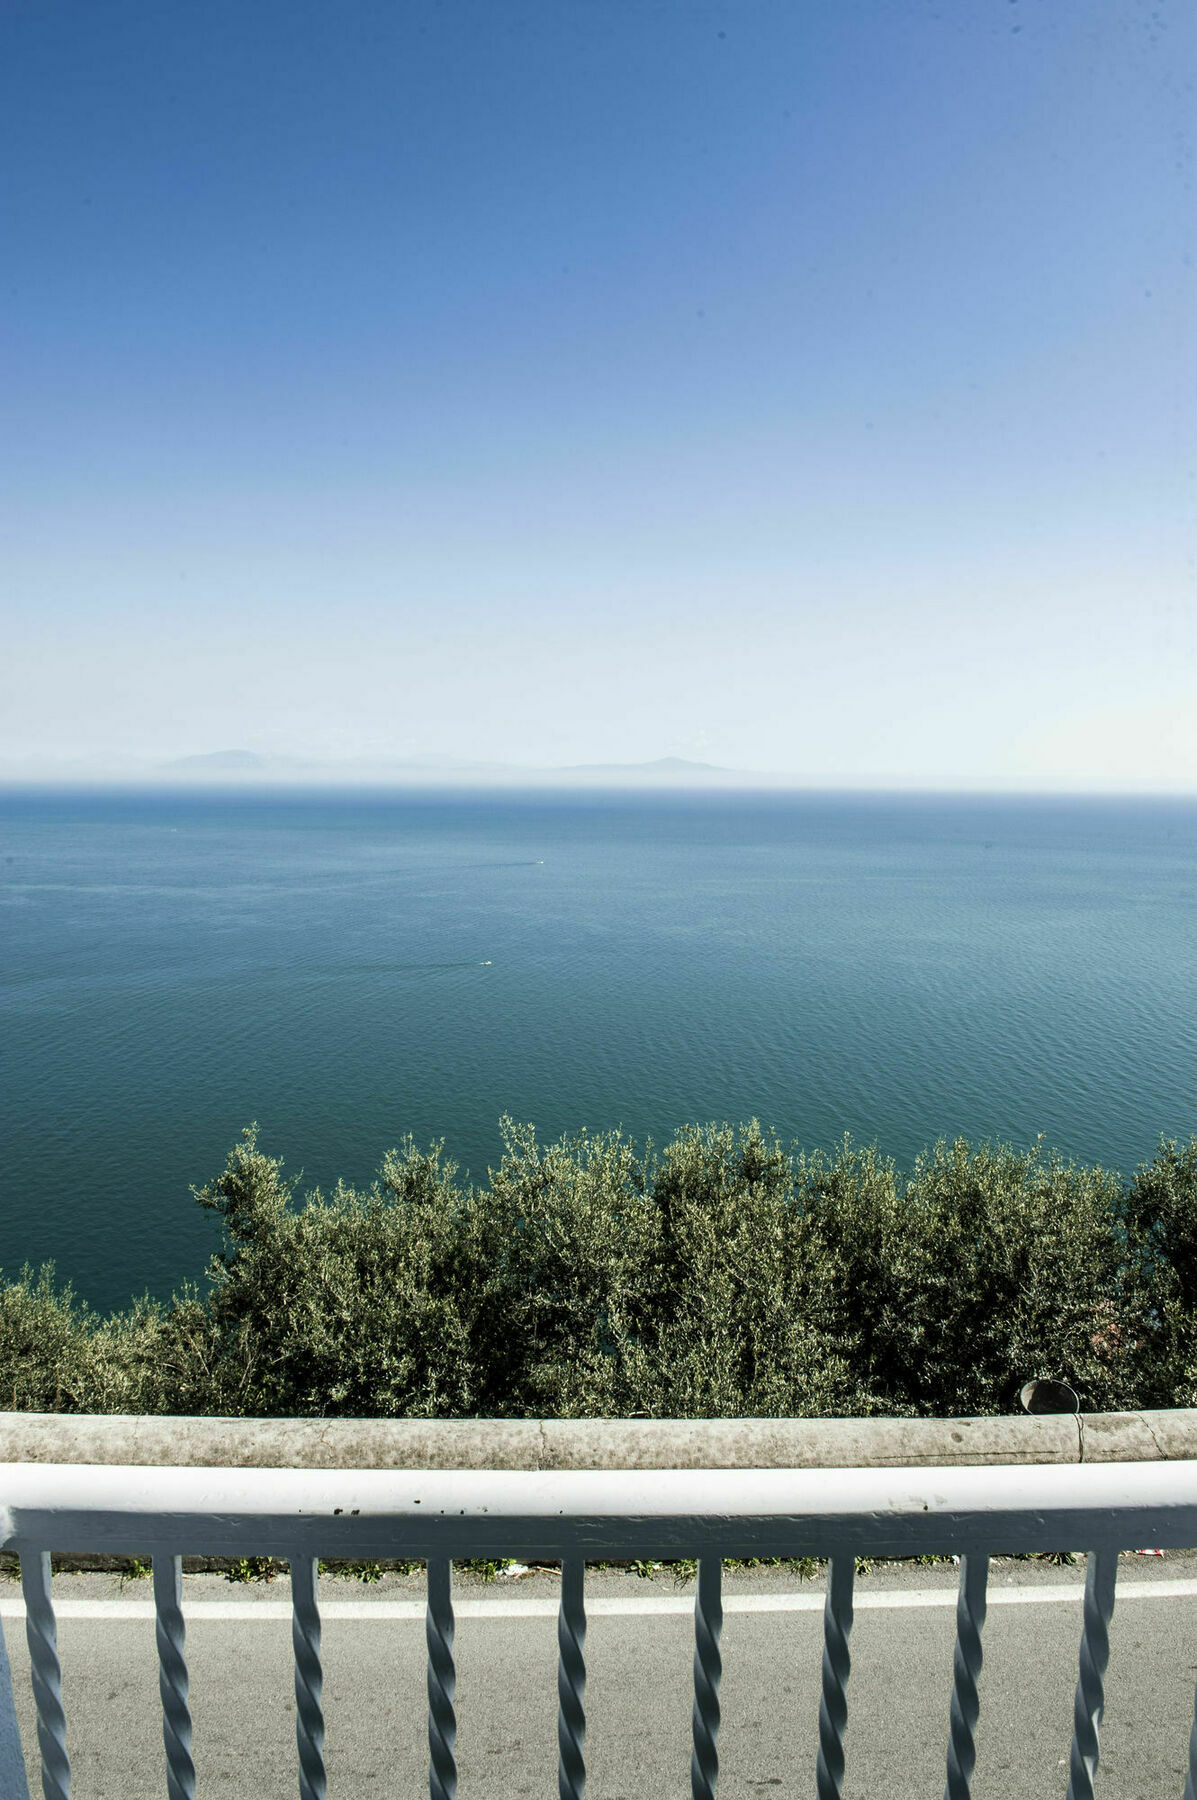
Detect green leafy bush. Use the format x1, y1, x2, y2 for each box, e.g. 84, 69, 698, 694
2, 1122, 1195, 1420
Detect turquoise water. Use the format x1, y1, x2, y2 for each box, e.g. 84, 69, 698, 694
2, 788, 1196, 1313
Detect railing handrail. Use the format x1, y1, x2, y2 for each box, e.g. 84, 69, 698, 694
0, 1406, 1193, 1469
3, 1457, 1197, 1561
6, 1423, 1197, 1798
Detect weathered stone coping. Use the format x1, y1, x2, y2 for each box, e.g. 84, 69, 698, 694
0, 1409, 1193, 1469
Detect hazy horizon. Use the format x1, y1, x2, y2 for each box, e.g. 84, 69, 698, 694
3, 3, 1194, 788
4, 749, 1197, 797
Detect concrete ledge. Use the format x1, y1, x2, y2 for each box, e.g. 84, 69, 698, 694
0, 1408, 1194, 1470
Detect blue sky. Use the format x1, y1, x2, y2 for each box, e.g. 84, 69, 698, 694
2, 0, 1194, 786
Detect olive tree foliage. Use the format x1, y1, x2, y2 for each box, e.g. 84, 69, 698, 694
189, 1120, 658, 1417
1, 1122, 1194, 1419
1120, 1137, 1197, 1406
0, 1269, 190, 1415
191, 1126, 481, 1416
856, 1138, 1135, 1414
464, 1120, 657, 1416
639, 1122, 861, 1418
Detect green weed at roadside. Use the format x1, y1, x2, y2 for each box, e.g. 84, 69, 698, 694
225, 1556, 285, 1584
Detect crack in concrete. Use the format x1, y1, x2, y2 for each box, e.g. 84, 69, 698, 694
1140, 1412, 1167, 1460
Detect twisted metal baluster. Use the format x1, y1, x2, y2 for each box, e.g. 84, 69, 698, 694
21, 1551, 70, 1800
690, 1556, 723, 1800
0, 1609, 32, 1800
153, 1554, 195, 1800
1065, 1549, 1118, 1800
1184, 1679, 1197, 1800
558, 1558, 587, 1800
815, 1556, 855, 1800
943, 1554, 989, 1800
427, 1558, 457, 1800
291, 1556, 326, 1800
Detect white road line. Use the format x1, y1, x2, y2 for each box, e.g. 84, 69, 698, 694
0, 1578, 1194, 1623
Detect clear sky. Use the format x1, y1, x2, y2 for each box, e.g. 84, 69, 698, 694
2, 0, 1194, 787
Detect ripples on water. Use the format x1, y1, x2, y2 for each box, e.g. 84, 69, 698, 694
1, 788, 1196, 1310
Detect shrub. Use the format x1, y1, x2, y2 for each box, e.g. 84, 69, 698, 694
2, 1122, 1195, 1420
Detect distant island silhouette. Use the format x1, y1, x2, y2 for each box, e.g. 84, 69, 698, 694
149, 750, 764, 788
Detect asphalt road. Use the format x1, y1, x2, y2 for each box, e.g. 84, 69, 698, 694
2, 1558, 1195, 1798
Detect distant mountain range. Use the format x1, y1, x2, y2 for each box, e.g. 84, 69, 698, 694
165, 750, 292, 772
5, 752, 1186, 794
152, 750, 766, 786
559, 756, 723, 776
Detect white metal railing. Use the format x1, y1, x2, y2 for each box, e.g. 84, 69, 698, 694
3, 1414, 1197, 1799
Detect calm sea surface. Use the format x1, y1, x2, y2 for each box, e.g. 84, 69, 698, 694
2, 788, 1196, 1312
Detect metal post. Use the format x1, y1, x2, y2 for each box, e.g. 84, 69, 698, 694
1184, 1678, 1197, 1800
690, 1556, 723, 1800
427, 1558, 457, 1800
944, 1554, 989, 1800
557, 1558, 587, 1800
291, 1556, 326, 1800
1065, 1549, 1118, 1800
20, 1552, 70, 1800
153, 1554, 196, 1800
815, 1556, 855, 1800
0, 1610, 32, 1800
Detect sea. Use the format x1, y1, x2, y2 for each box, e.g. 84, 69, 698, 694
2, 787, 1196, 1314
